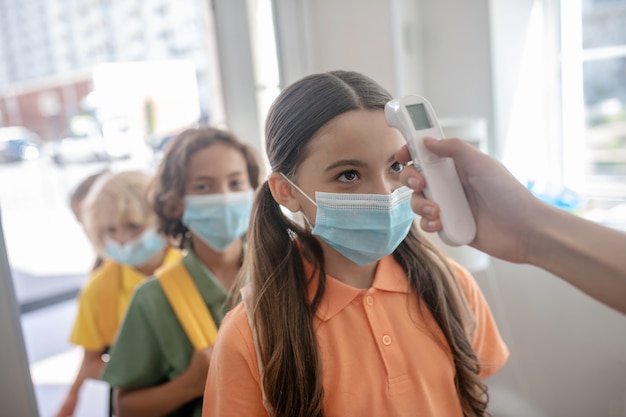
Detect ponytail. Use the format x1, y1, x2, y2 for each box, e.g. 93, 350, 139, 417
240, 181, 326, 417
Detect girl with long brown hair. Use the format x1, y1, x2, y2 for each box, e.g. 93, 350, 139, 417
203, 71, 508, 417
102, 127, 262, 417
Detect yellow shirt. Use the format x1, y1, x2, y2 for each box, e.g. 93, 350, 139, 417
70, 248, 182, 351
203, 255, 508, 417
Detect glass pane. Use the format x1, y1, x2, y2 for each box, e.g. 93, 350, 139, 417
582, 0, 626, 48
583, 56, 626, 195
0, 1, 225, 415
584, 57, 626, 113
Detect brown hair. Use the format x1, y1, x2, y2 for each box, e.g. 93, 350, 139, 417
151, 126, 263, 248
244, 70, 487, 417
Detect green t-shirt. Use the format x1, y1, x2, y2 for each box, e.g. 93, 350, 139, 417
102, 249, 233, 417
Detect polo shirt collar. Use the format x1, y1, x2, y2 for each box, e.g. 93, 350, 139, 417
304, 254, 410, 322
182, 247, 230, 306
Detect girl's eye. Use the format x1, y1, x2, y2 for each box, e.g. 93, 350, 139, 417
193, 183, 211, 192
389, 161, 404, 174
337, 170, 359, 183
128, 223, 141, 231
229, 179, 246, 190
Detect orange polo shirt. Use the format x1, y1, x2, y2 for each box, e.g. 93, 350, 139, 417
204, 255, 508, 417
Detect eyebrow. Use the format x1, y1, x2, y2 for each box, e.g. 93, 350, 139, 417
227, 170, 246, 178
189, 170, 246, 181
188, 175, 216, 182
323, 153, 398, 172
323, 159, 367, 172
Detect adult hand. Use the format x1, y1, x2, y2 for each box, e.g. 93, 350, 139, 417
397, 137, 544, 264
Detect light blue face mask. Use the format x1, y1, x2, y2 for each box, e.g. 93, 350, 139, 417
181, 190, 254, 252
104, 228, 167, 267
281, 174, 416, 265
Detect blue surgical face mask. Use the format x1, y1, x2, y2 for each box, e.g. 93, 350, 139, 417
281, 174, 415, 265
104, 228, 167, 267
181, 190, 254, 252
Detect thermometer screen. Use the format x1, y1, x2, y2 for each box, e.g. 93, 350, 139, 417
406, 103, 432, 130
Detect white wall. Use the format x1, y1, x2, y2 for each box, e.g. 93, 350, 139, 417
480, 258, 626, 417
222, 0, 539, 158
418, 0, 494, 148
273, 0, 496, 149
389, 0, 425, 96
286, 0, 397, 92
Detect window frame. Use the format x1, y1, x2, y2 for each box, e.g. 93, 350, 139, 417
560, 0, 626, 202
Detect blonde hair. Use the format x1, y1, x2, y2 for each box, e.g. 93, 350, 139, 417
69, 168, 111, 223
83, 170, 157, 255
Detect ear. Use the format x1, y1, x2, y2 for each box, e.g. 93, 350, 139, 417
268, 172, 302, 213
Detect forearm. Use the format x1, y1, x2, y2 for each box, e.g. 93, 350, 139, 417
527, 205, 626, 314
70, 350, 105, 393
67, 369, 88, 395
116, 374, 200, 417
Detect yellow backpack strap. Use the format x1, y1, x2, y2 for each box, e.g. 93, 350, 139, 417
96, 260, 122, 348
157, 261, 218, 350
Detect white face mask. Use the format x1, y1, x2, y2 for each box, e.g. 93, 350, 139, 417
181, 190, 254, 251
281, 174, 415, 265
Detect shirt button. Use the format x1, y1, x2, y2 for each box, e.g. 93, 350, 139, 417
382, 335, 392, 345
365, 295, 374, 306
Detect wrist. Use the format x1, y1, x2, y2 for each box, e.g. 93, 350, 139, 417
176, 369, 204, 400
520, 200, 557, 266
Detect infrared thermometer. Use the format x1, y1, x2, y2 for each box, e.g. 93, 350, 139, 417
385, 95, 476, 246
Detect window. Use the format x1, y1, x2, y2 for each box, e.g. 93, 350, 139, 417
0, 1, 228, 412
561, 0, 626, 210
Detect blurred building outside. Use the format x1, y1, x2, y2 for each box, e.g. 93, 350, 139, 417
0, 0, 223, 153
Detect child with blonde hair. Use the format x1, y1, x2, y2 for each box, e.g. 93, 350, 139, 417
55, 170, 181, 417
